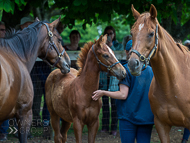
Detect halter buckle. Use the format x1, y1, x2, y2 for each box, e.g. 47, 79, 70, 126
59, 53, 62, 58
48, 31, 53, 37
107, 66, 111, 71
139, 55, 146, 62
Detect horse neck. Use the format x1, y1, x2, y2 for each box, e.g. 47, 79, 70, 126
25, 26, 48, 72
79, 49, 101, 93
150, 26, 187, 92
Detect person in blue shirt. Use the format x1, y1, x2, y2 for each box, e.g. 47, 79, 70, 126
99, 25, 123, 136
93, 40, 154, 143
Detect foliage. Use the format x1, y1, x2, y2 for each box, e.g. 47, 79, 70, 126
62, 13, 130, 46
0, 0, 26, 14
1, 0, 190, 27
62, 22, 99, 46
1, 0, 190, 41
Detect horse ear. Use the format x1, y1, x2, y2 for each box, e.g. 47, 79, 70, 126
97, 35, 103, 46
131, 4, 140, 20
51, 16, 61, 27
149, 4, 157, 19
35, 17, 40, 22
102, 34, 107, 44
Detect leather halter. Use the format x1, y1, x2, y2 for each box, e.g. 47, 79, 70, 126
42, 23, 65, 68
129, 24, 158, 70
92, 45, 119, 74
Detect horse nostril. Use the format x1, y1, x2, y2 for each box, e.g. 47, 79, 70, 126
136, 59, 140, 67
66, 64, 70, 68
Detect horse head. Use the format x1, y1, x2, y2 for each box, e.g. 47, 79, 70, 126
128, 4, 159, 76
93, 35, 126, 79
39, 16, 71, 74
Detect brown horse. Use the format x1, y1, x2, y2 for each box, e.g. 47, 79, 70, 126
0, 17, 70, 143
128, 4, 190, 143
45, 35, 126, 143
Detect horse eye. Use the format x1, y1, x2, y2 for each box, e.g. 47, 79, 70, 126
103, 54, 109, 58
149, 32, 154, 37
58, 39, 62, 43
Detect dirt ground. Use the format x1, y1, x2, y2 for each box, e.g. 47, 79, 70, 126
66, 126, 185, 143
5, 126, 187, 143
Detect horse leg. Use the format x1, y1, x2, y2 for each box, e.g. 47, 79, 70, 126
73, 117, 84, 143
17, 109, 32, 143
87, 119, 99, 143
50, 112, 62, 143
60, 119, 71, 143
154, 116, 171, 143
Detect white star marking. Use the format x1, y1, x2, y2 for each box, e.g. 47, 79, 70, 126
106, 45, 119, 62
139, 23, 144, 31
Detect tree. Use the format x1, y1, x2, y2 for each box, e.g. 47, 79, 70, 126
53, 0, 190, 41
1, 0, 62, 28
1, 0, 190, 41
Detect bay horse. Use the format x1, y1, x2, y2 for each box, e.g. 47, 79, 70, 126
128, 4, 190, 143
45, 35, 126, 143
0, 17, 70, 143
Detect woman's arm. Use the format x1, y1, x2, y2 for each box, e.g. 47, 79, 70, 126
92, 84, 129, 101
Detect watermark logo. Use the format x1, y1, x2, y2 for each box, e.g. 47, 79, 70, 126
9, 127, 18, 134
8, 119, 50, 135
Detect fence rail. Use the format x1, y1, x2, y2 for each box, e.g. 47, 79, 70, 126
36, 51, 127, 61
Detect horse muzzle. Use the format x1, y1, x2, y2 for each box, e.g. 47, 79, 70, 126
116, 70, 127, 80
128, 57, 143, 76
60, 62, 70, 74
59, 56, 71, 74
112, 66, 127, 80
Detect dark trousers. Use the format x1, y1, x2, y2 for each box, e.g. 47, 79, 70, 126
102, 96, 118, 131
0, 120, 9, 134
119, 119, 153, 143
183, 128, 190, 140
101, 76, 118, 131
31, 62, 51, 126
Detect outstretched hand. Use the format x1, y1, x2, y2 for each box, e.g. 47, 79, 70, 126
92, 90, 105, 101
106, 41, 113, 47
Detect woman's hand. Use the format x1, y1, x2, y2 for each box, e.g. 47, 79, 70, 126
106, 40, 113, 47
92, 90, 105, 101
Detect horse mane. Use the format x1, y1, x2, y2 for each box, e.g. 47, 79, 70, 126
76, 41, 95, 76
5, 28, 17, 38
159, 26, 189, 53
0, 21, 43, 62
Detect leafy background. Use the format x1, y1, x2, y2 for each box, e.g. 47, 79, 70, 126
1, 0, 190, 44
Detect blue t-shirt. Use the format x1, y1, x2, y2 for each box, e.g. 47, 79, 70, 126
116, 63, 154, 125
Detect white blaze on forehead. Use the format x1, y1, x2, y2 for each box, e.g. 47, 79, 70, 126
139, 23, 144, 31
106, 45, 119, 62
